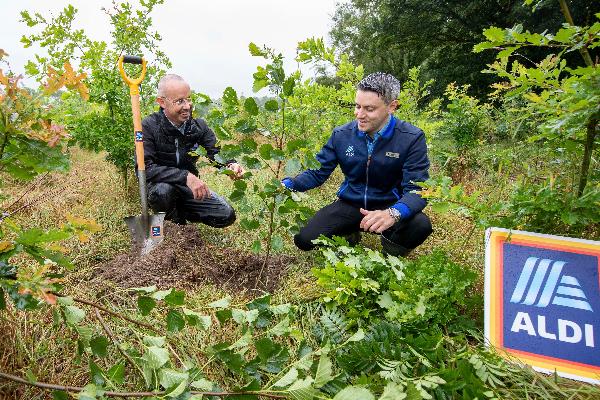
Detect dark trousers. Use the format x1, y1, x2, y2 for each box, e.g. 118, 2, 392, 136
294, 199, 433, 251
147, 182, 236, 227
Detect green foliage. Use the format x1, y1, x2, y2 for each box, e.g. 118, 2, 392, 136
312, 237, 478, 327
329, 0, 598, 99
20, 1, 171, 179
475, 8, 599, 197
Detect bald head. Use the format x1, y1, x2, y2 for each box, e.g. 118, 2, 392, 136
156, 74, 192, 126
157, 74, 189, 97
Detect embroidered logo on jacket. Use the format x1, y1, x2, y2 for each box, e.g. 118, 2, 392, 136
345, 145, 354, 157
385, 151, 400, 158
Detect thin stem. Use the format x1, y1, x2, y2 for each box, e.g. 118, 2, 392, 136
67, 295, 160, 333
94, 309, 145, 380
558, 0, 594, 67
0, 371, 288, 398
577, 115, 598, 197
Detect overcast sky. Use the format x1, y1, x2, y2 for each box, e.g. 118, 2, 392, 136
0, 0, 341, 98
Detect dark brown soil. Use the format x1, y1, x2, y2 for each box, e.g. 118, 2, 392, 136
91, 222, 294, 294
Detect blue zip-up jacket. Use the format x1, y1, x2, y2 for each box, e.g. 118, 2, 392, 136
285, 116, 429, 215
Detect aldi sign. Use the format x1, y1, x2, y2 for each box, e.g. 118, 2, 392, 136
485, 228, 600, 384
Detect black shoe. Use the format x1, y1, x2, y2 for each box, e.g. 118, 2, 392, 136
380, 235, 411, 257
343, 231, 361, 246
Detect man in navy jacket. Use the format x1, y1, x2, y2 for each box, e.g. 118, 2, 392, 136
282, 72, 432, 256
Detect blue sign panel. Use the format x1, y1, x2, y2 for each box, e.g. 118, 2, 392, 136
502, 244, 599, 367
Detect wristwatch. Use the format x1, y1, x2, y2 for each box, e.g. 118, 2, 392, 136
388, 207, 401, 223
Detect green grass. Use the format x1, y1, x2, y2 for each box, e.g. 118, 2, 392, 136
1, 146, 598, 399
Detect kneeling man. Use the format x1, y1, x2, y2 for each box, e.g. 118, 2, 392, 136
282, 72, 432, 256
142, 74, 244, 226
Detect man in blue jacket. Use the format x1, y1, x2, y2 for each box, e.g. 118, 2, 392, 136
282, 72, 432, 256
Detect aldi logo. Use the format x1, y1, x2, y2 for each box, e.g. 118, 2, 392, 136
485, 228, 600, 384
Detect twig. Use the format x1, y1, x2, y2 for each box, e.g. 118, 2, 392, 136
0, 371, 288, 398
67, 295, 159, 333
94, 309, 145, 380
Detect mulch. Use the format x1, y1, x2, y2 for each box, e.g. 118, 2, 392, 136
91, 221, 294, 295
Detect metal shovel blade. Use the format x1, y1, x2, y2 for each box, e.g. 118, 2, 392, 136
124, 212, 166, 256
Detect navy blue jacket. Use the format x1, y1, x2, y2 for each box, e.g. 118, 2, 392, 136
285, 116, 429, 215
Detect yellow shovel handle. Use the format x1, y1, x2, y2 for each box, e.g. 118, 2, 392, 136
118, 55, 147, 171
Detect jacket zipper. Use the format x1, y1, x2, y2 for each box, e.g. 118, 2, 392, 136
364, 154, 371, 209
175, 137, 180, 166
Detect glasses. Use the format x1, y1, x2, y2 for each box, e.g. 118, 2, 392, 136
161, 97, 193, 106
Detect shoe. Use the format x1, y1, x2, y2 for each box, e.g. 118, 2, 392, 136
343, 231, 361, 246
380, 235, 411, 257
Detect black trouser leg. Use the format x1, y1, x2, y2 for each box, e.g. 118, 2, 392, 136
147, 182, 236, 228
381, 212, 433, 249
294, 200, 363, 250
294, 199, 432, 252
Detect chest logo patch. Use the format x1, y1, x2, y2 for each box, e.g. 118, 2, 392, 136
345, 145, 354, 157
385, 151, 400, 159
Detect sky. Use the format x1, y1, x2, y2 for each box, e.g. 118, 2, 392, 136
0, 0, 341, 98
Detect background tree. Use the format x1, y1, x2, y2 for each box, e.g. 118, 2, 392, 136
20, 1, 170, 183
329, 0, 599, 99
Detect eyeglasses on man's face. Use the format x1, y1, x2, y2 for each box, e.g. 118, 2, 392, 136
161, 97, 193, 107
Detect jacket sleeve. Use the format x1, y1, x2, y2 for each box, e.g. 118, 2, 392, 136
142, 118, 188, 184
395, 131, 429, 213
287, 131, 339, 192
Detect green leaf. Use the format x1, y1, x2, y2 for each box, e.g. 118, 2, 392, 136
107, 363, 125, 385
143, 346, 170, 369
63, 305, 85, 325
151, 289, 173, 300
78, 383, 103, 400
333, 386, 375, 400
244, 97, 259, 116
380, 382, 407, 399
283, 76, 296, 97
314, 354, 334, 388
273, 367, 298, 388
137, 296, 157, 316
240, 218, 260, 230
271, 234, 284, 251
222, 87, 238, 108
164, 289, 185, 306
264, 99, 279, 112
133, 285, 157, 294
208, 296, 231, 308
52, 390, 69, 400
89, 360, 105, 386
143, 335, 166, 347
251, 240, 262, 253
242, 155, 262, 169
191, 378, 214, 390
249, 42, 265, 57
182, 308, 212, 330
286, 377, 319, 400
259, 143, 274, 159
90, 335, 109, 358
159, 369, 189, 398
235, 119, 257, 133
166, 309, 185, 332
284, 158, 302, 176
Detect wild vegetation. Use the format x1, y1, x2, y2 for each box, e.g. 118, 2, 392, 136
0, 0, 598, 399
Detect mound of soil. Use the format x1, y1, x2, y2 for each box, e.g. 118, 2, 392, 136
91, 222, 294, 294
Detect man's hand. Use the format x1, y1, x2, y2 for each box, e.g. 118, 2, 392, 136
186, 172, 211, 200
227, 162, 245, 180
359, 208, 395, 233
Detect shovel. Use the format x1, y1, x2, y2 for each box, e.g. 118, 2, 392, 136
118, 55, 165, 255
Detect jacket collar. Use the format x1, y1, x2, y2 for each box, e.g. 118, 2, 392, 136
355, 115, 397, 139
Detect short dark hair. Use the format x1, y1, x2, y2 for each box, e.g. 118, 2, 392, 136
356, 72, 401, 104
